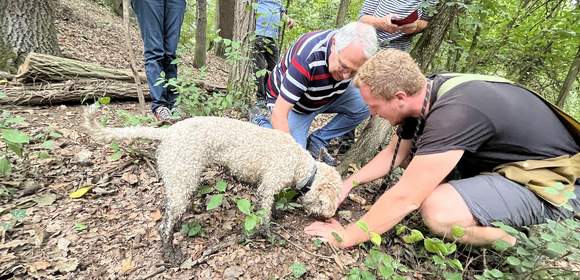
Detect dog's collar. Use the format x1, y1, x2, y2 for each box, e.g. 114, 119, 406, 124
296, 163, 317, 196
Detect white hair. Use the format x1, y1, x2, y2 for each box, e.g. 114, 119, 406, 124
334, 22, 378, 58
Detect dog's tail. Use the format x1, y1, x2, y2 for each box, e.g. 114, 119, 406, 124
82, 105, 166, 142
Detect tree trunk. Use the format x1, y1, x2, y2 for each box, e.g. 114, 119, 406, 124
227, 0, 255, 102
462, 24, 481, 73
0, 80, 152, 106
337, 117, 392, 174
335, 0, 351, 27
0, 0, 61, 68
410, 0, 462, 72
16, 52, 144, 83
215, 0, 236, 58
556, 45, 580, 108
194, 0, 208, 68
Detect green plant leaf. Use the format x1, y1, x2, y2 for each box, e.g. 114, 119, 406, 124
49, 131, 62, 139
42, 140, 54, 150
0, 157, 11, 176
98, 96, 111, 105
197, 185, 212, 195
516, 247, 530, 256
215, 180, 227, 192
547, 242, 567, 255
2, 129, 29, 144
206, 194, 224, 210
74, 223, 87, 232
236, 198, 252, 215
451, 225, 465, 239
10, 209, 27, 221
370, 232, 382, 247
290, 262, 307, 278
506, 256, 521, 266
444, 272, 462, 280
109, 150, 122, 161
7, 142, 23, 156
488, 269, 503, 278
448, 259, 463, 271
402, 229, 424, 244
181, 221, 202, 237
492, 240, 511, 251
395, 224, 407, 235
244, 214, 258, 232
432, 255, 445, 266
377, 261, 394, 278
37, 151, 50, 159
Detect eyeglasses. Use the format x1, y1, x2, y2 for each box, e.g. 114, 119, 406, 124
336, 51, 357, 76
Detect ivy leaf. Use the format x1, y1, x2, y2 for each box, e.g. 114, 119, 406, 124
506, 256, 521, 266
206, 194, 224, 210
98, 96, 111, 105
546, 242, 567, 255
492, 240, 511, 251
74, 223, 87, 232
42, 140, 54, 150
197, 185, 212, 195
448, 259, 463, 271
444, 272, 462, 280
236, 198, 252, 215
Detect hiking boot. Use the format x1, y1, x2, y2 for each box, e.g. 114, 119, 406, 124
307, 141, 338, 166
154, 106, 172, 123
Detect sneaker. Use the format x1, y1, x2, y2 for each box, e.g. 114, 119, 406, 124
248, 100, 270, 126
307, 141, 338, 166
154, 106, 172, 123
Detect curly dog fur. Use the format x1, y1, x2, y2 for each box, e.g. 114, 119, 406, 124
82, 107, 342, 263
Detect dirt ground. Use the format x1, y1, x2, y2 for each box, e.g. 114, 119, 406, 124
1, 1, 382, 279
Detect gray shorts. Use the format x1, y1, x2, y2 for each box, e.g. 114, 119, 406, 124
449, 174, 579, 227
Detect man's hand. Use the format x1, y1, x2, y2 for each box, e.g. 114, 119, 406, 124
374, 14, 399, 33
304, 218, 346, 248
398, 21, 418, 34
271, 97, 294, 133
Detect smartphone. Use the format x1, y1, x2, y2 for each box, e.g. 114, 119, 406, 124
391, 10, 419, 26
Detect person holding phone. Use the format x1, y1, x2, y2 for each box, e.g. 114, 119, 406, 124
358, 0, 438, 51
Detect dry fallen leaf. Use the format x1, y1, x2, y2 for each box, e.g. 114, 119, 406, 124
0, 239, 28, 250
150, 209, 162, 222
33, 193, 57, 206
57, 238, 71, 254
28, 260, 51, 273
120, 254, 134, 274
54, 257, 79, 273
69, 186, 91, 199
121, 172, 139, 185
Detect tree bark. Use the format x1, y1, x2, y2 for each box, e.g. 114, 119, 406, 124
410, 0, 462, 72
215, 0, 236, 58
122, 0, 146, 114
335, 0, 351, 27
194, 0, 208, 68
462, 24, 481, 73
0, 80, 152, 106
556, 45, 580, 108
16, 52, 144, 83
227, 0, 255, 101
337, 117, 392, 174
0, 0, 61, 68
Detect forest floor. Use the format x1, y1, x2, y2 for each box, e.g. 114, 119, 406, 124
1, 0, 577, 280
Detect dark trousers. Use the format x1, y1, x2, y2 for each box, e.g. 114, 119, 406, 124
131, 0, 186, 112
252, 36, 279, 102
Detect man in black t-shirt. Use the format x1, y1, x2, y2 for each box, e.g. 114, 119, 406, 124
304, 49, 579, 248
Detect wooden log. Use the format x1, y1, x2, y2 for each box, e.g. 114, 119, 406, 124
15, 52, 144, 83
0, 79, 151, 106
0, 78, 226, 106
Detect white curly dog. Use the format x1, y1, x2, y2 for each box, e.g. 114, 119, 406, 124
83, 107, 342, 263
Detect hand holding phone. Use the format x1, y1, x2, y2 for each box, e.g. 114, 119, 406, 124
391, 10, 419, 26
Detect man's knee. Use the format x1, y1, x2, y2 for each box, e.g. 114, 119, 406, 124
420, 197, 450, 235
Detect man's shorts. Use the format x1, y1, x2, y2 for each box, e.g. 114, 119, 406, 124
449, 174, 579, 227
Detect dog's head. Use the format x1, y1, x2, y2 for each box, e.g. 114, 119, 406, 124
301, 162, 342, 219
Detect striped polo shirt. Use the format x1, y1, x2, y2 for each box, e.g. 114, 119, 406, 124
359, 0, 438, 51
265, 29, 351, 114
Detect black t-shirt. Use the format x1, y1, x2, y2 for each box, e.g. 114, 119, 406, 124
400, 74, 579, 178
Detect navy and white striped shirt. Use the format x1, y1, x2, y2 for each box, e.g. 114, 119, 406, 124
265, 30, 351, 114
359, 0, 438, 51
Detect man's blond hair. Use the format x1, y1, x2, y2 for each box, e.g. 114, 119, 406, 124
354, 49, 425, 100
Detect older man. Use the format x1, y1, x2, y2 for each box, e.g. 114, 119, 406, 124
250, 22, 378, 166
305, 49, 579, 247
